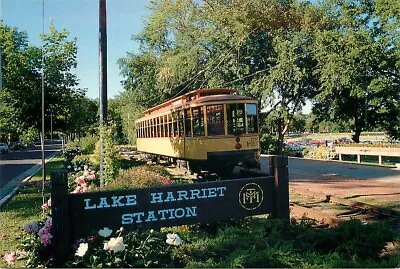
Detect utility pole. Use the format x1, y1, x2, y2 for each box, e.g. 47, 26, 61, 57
0, 0, 3, 92
99, 0, 108, 188
41, 0, 46, 215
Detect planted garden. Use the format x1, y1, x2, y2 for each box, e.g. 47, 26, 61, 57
1, 132, 399, 268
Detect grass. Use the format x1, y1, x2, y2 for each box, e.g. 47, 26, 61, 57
0, 156, 63, 267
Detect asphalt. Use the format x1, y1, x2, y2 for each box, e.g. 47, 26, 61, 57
0, 142, 62, 209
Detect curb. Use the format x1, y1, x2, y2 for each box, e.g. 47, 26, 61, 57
0, 152, 59, 210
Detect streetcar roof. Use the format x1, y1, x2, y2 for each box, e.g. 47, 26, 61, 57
140, 88, 255, 119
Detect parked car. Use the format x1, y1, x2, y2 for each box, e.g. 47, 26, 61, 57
0, 143, 9, 153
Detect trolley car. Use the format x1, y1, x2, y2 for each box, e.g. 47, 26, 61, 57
135, 88, 260, 175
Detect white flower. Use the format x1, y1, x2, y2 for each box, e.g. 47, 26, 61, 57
150, 229, 154, 234
75, 243, 88, 257
117, 227, 124, 233
166, 233, 183, 246
103, 237, 126, 252
98, 227, 113, 238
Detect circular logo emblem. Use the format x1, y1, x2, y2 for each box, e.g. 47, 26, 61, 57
239, 183, 264, 210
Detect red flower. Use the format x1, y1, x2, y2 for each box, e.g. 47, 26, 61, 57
1, 233, 6, 238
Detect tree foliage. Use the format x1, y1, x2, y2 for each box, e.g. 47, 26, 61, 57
312, 0, 400, 141
0, 22, 97, 141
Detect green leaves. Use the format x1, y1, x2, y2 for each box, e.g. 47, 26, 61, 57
0, 21, 90, 141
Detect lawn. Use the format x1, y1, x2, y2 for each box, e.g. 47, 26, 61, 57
0, 157, 63, 267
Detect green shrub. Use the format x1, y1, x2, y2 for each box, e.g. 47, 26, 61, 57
70, 154, 92, 170
334, 220, 395, 259
104, 166, 173, 190
168, 218, 398, 268
90, 124, 121, 185
80, 135, 97, 154
304, 145, 338, 160
260, 133, 279, 154
19, 127, 38, 147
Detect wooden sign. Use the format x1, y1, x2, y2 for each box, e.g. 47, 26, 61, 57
68, 177, 274, 237
51, 155, 289, 265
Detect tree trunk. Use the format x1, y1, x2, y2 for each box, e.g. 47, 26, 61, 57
352, 118, 362, 143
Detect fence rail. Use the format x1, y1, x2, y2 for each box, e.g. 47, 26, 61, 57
335, 147, 400, 164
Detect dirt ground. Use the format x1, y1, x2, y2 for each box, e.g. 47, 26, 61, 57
290, 171, 400, 212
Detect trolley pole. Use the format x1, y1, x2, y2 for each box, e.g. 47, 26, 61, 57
99, 0, 108, 188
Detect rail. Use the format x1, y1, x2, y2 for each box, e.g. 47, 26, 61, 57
335, 146, 400, 165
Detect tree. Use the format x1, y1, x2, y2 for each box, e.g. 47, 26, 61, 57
41, 22, 82, 136
0, 23, 43, 140
252, 29, 317, 150
312, 0, 400, 141
118, 0, 324, 150
0, 21, 90, 140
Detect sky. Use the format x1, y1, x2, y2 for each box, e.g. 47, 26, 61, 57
1, 0, 150, 99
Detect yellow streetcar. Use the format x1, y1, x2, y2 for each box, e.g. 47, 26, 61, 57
135, 88, 260, 175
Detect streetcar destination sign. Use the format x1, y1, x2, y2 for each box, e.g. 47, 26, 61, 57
68, 177, 274, 237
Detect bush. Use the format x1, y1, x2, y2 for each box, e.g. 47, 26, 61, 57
260, 133, 279, 154
169, 219, 398, 268
19, 127, 38, 147
66, 228, 172, 268
90, 124, 121, 185
105, 166, 173, 190
80, 135, 97, 154
304, 145, 338, 160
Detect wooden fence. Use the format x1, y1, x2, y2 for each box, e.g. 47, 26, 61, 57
335, 146, 400, 164
51, 155, 289, 265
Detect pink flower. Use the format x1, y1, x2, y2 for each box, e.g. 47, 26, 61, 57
86, 174, 96, 181
41, 203, 49, 210
3, 252, 16, 265
75, 176, 86, 185
72, 186, 82, 193
1, 233, 6, 238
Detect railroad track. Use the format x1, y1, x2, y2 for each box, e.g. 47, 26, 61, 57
289, 187, 400, 229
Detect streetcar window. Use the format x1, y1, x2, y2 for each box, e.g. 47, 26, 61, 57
151, 119, 155, 138
207, 104, 225, 136
172, 111, 180, 137
163, 115, 167, 137
155, 117, 159, 137
158, 117, 162, 137
192, 106, 204, 137
227, 103, 245, 135
246, 103, 258, 133
149, 119, 152, 138
184, 109, 192, 137
168, 114, 173, 137
178, 111, 184, 137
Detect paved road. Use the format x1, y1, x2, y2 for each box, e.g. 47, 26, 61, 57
260, 156, 400, 182
0, 141, 62, 188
